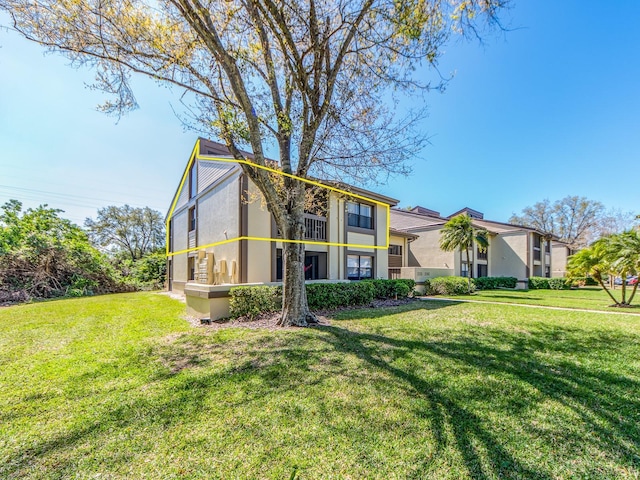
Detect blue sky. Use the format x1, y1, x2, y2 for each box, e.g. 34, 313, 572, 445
1, 1, 639, 226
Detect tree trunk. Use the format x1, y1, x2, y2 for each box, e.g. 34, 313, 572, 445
626, 282, 638, 305
466, 248, 472, 294
276, 212, 318, 327
596, 275, 621, 306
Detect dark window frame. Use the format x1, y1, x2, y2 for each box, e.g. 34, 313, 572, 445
188, 206, 196, 232
347, 201, 374, 230
347, 254, 374, 280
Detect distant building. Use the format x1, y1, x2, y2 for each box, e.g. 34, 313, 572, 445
390, 206, 571, 288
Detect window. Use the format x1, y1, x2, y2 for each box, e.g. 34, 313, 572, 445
477, 264, 488, 278
188, 207, 196, 232
189, 163, 197, 198
388, 245, 402, 256
533, 234, 541, 261
188, 257, 195, 281
477, 246, 487, 260
545, 266, 551, 278
347, 202, 373, 229
348, 255, 373, 280
545, 241, 551, 253
461, 263, 469, 278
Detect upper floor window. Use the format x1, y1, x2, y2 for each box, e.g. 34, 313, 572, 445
389, 245, 402, 256
477, 246, 487, 260
347, 201, 373, 229
188, 206, 196, 232
189, 162, 197, 199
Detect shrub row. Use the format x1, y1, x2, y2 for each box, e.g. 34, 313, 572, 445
473, 276, 517, 290
229, 279, 417, 319
528, 277, 570, 290
426, 276, 475, 295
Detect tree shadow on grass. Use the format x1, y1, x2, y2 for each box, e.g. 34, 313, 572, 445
314, 323, 640, 479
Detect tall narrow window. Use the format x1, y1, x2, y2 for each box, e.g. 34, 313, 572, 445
188, 206, 196, 232
189, 162, 197, 199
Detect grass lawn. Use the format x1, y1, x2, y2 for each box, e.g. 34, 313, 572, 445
471, 287, 640, 312
1, 292, 640, 478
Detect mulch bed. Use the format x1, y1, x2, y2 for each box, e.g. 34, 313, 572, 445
194, 297, 418, 330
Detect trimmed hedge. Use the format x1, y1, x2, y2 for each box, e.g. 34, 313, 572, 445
362, 278, 416, 299
473, 276, 517, 290
528, 277, 570, 290
229, 279, 416, 318
428, 276, 475, 295
229, 285, 281, 319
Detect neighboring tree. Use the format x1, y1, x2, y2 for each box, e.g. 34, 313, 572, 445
439, 213, 488, 294
566, 239, 619, 306
567, 230, 640, 307
85, 205, 164, 262
0, 200, 119, 301
1, 0, 507, 325
509, 196, 635, 250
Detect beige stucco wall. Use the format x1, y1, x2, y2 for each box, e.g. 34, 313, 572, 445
327, 195, 343, 279
406, 228, 455, 271
171, 209, 189, 284
197, 173, 241, 284
551, 244, 570, 277
489, 232, 528, 279
375, 206, 388, 278
245, 182, 273, 283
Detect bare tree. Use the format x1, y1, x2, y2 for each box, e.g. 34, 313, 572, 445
510, 196, 635, 250
1, 0, 507, 325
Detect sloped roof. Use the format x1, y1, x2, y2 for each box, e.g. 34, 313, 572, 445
167, 139, 400, 217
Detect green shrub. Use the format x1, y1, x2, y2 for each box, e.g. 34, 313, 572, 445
229, 278, 416, 318
569, 276, 599, 287
529, 277, 570, 290
362, 279, 415, 299
306, 282, 375, 310
473, 276, 517, 290
428, 276, 475, 295
229, 286, 281, 319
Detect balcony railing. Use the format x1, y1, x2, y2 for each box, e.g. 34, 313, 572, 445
277, 214, 327, 242
188, 230, 196, 249
304, 214, 327, 241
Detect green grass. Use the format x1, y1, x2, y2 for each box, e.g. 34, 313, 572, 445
471, 287, 640, 312
2, 293, 640, 478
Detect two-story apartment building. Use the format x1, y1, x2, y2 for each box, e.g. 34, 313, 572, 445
390, 206, 570, 287
167, 139, 398, 318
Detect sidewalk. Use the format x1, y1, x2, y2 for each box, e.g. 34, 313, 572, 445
418, 296, 640, 316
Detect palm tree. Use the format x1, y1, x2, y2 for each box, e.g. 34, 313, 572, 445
439, 214, 489, 293
608, 230, 640, 305
567, 239, 621, 306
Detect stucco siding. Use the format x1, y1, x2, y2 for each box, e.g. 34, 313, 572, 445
245, 182, 273, 283
197, 173, 241, 284
489, 233, 528, 279
407, 228, 455, 270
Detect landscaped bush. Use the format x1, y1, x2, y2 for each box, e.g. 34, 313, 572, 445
363, 278, 416, 299
569, 276, 599, 287
229, 285, 281, 319
428, 276, 475, 295
306, 282, 375, 310
529, 277, 570, 290
229, 279, 417, 318
473, 276, 517, 290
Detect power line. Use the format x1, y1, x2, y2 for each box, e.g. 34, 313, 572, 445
0, 184, 166, 211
